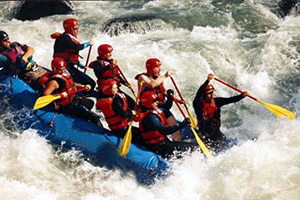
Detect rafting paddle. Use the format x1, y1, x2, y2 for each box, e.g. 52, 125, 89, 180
170, 76, 198, 128
83, 45, 92, 74
214, 77, 296, 120
33, 87, 87, 110
119, 81, 144, 157
170, 94, 212, 158
115, 65, 137, 98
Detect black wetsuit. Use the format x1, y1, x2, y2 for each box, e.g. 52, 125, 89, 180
141, 111, 198, 159
52, 77, 101, 126
53, 34, 96, 92
193, 80, 245, 152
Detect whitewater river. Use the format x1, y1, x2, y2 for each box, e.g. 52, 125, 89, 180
1, 1, 300, 199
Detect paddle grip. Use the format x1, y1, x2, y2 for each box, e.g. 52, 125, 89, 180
214, 77, 257, 101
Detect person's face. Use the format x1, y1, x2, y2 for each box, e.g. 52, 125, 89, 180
111, 84, 118, 95
205, 92, 214, 100
55, 66, 66, 74
152, 66, 161, 77
0, 37, 11, 48
72, 25, 79, 37
151, 99, 159, 110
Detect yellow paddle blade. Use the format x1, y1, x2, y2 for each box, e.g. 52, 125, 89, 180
119, 121, 133, 157
190, 126, 212, 158
33, 95, 60, 110
257, 99, 296, 120
187, 109, 198, 128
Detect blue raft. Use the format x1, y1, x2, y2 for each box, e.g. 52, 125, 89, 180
0, 75, 172, 185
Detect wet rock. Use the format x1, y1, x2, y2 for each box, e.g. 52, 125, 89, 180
278, 0, 300, 17
14, 0, 73, 21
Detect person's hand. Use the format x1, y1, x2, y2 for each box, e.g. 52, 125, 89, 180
179, 118, 191, 128
132, 110, 137, 116
207, 73, 214, 81
85, 85, 91, 91
90, 40, 94, 46
167, 89, 174, 96
60, 92, 68, 99
21, 55, 28, 63
164, 70, 172, 77
242, 91, 249, 97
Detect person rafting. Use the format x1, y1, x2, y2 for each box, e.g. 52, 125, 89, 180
89, 44, 135, 108
135, 58, 183, 141
137, 90, 198, 159
0, 30, 47, 90
95, 78, 141, 143
193, 73, 249, 152
52, 18, 96, 92
43, 57, 102, 126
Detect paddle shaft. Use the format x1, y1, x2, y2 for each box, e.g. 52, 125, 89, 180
115, 65, 137, 97
171, 94, 212, 158
170, 76, 190, 111
214, 77, 257, 101
84, 46, 92, 74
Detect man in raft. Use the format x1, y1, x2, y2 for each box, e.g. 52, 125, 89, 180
193, 73, 249, 152
42, 57, 102, 126
138, 90, 198, 159
96, 78, 141, 143
0, 30, 47, 90
135, 58, 183, 141
51, 18, 96, 93
89, 44, 135, 108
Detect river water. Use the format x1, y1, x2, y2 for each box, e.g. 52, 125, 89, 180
1, 1, 300, 200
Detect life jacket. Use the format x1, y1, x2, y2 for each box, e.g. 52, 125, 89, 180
139, 109, 167, 144
53, 33, 80, 64
135, 73, 166, 103
48, 71, 77, 106
90, 58, 121, 88
96, 93, 129, 130
39, 71, 52, 85
0, 42, 38, 71
201, 98, 220, 127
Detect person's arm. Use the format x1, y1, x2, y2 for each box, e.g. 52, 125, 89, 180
142, 113, 181, 136
193, 79, 209, 120
138, 70, 171, 89
215, 94, 245, 108
112, 95, 133, 118
61, 34, 85, 51
43, 80, 59, 96
20, 44, 34, 63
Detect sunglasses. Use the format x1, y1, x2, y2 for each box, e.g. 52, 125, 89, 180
2, 37, 9, 42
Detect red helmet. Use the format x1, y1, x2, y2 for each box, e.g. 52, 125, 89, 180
98, 44, 113, 57
140, 91, 158, 109
51, 57, 66, 72
63, 18, 79, 34
205, 84, 216, 94
101, 79, 117, 96
146, 58, 161, 75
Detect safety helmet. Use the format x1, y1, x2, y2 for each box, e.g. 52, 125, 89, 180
101, 79, 117, 96
63, 18, 79, 34
98, 44, 113, 57
140, 91, 159, 109
51, 57, 67, 72
0, 31, 9, 42
205, 84, 216, 94
146, 58, 161, 75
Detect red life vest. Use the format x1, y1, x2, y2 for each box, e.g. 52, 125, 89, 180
39, 71, 52, 85
201, 98, 220, 127
0, 42, 24, 65
48, 72, 77, 106
53, 33, 80, 64
96, 93, 129, 130
135, 73, 166, 103
90, 59, 121, 88
139, 109, 167, 144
